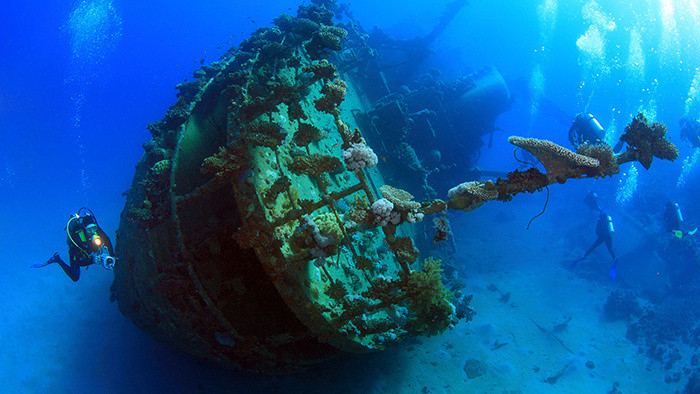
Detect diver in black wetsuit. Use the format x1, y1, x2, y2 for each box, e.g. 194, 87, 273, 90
665, 201, 685, 234
661, 201, 698, 289
569, 113, 604, 149
32, 208, 115, 282
663, 201, 697, 240
573, 191, 618, 279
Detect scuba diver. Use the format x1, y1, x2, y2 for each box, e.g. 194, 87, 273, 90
664, 201, 697, 239
32, 208, 116, 282
661, 201, 698, 289
679, 117, 700, 148
568, 113, 604, 149
573, 191, 618, 279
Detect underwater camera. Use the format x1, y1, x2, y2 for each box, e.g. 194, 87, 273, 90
93, 246, 116, 270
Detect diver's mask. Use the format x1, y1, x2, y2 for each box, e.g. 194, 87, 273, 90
85, 223, 102, 250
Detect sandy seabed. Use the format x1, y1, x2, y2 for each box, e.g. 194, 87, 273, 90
2, 198, 687, 393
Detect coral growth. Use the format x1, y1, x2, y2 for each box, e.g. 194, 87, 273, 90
371, 198, 395, 227
241, 96, 277, 123
508, 136, 600, 183
238, 26, 284, 54
297, 1, 336, 25
369, 195, 424, 227
302, 59, 338, 84
390, 237, 420, 267
359, 258, 458, 337
603, 290, 640, 321
201, 145, 249, 177
618, 113, 679, 169
626, 297, 697, 370
403, 211, 425, 224
495, 168, 549, 201
305, 26, 348, 60
379, 185, 421, 211
577, 143, 620, 177
449, 126, 676, 212
447, 180, 498, 211
433, 214, 450, 243
335, 118, 364, 146
126, 200, 153, 224
149, 159, 172, 181
286, 101, 308, 122
314, 213, 344, 245
262, 175, 291, 205
354, 255, 373, 271
289, 215, 339, 266
373, 185, 424, 225
314, 80, 347, 114
447, 167, 556, 212
346, 194, 372, 225
288, 153, 342, 176
325, 279, 348, 302
422, 199, 448, 215
245, 121, 288, 149
342, 142, 378, 173
401, 258, 455, 336
274, 14, 320, 39
293, 122, 323, 147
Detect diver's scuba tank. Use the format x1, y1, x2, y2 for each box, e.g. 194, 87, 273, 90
582, 113, 605, 136
597, 212, 615, 237
671, 202, 684, 225
665, 201, 684, 232
571, 113, 604, 146
68, 213, 100, 251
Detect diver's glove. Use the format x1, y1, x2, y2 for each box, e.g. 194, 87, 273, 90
31, 252, 60, 268
609, 259, 618, 279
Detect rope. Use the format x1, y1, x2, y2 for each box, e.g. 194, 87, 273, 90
526, 185, 549, 230
513, 147, 536, 167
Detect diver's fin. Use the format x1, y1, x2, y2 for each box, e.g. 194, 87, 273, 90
31, 252, 60, 268
613, 140, 625, 154
689, 228, 698, 236
609, 259, 617, 279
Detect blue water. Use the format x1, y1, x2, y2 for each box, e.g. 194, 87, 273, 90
2, 0, 699, 392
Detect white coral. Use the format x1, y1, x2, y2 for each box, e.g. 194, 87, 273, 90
342, 142, 378, 172
405, 211, 424, 223
389, 211, 401, 225
371, 198, 394, 226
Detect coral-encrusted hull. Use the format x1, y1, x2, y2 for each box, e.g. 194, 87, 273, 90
112, 2, 464, 374
113, 138, 339, 374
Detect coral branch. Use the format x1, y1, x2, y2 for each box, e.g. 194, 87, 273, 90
508, 136, 600, 183
448, 113, 677, 212
616, 113, 678, 169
